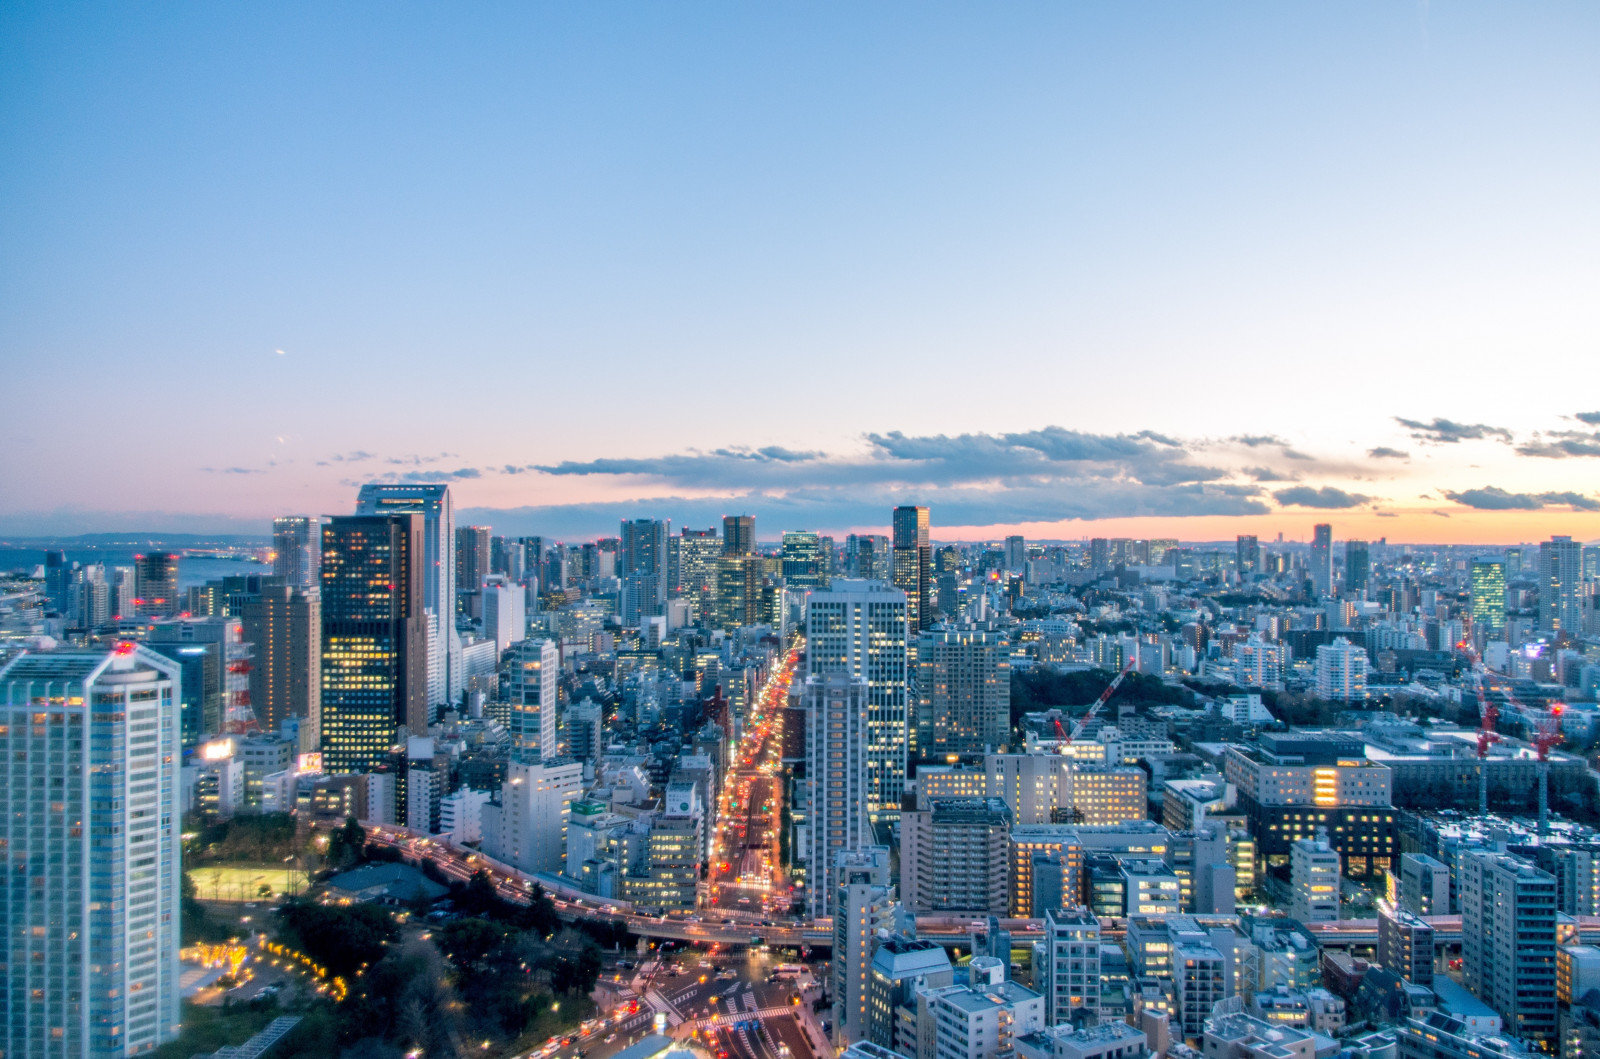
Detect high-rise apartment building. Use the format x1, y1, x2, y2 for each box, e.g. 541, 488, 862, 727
272, 516, 323, 591
1540, 535, 1584, 636
1310, 524, 1333, 597
832, 846, 893, 1047
240, 584, 321, 747
807, 579, 910, 819
1471, 559, 1507, 638
804, 673, 872, 919
1, 646, 184, 1058
1378, 903, 1435, 987
482, 757, 584, 877
900, 798, 1011, 915
1236, 535, 1259, 577
355, 483, 460, 706
781, 530, 825, 588
892, 506, 931, 632
1037, 907, 1101, 1026
1346, 540, 1370, 596
505, 637, 559, 762
319, 514, 428, 774
722, 515, 755, 556
1461, 851, 1558, 1047
917, 624, 1011, 757
1315, 637, 1368, 701
619, 519, 669, 624
133, 552, 180, 617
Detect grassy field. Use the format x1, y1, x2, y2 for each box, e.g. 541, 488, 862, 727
192, 865, 306, 902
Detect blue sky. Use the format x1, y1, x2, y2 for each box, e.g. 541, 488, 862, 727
2, 3, 1597, 541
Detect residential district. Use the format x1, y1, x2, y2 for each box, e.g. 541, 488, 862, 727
6, 489, 1600, 1059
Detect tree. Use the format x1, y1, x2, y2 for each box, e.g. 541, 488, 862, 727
275, 899, 396, 980
325, 816, 368, 872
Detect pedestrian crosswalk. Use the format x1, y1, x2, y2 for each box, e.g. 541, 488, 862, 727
682, 1006, 800, 1029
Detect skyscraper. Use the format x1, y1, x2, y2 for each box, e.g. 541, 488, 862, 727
1, 645, 184, 1057
808, 579, 910, 818
1540, 535, 1583, 636
240, 584, 321, 749
1004, 535, 1026, 572
677, 527, 721, 624
781, 530, 825, 588
722, 514, 755, 556
355, 483, 459, 706
805, 673, 873, 919
892, 505, 931, 632
454, 525, 492, 613
619, 518, 669, 624
319, 514, 428, 773
1461, 851, 1558, 1047
844, 534, 890, 581
1235, 535, 1259, 578
1471, 559, 1507, 637
1345, 539, 1370, 596
505, 637, 559, 761
916, 624, 1010, 756
134, 552, 180, 617
1310, 524, 1332, 597
272, 515, 323, 591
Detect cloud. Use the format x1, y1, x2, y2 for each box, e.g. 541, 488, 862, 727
1443, 486, 1600, 511
1231, 435, 1285, 448
1515, 431, 1600, 458
1272, 486, 1370, 509
1394, 417, 1513, 444
1575, 412, 1600, 425
202, 466, 266, 475
1367, 447, 1409, 460
1245, 466, 1297, 482
372, 467, 484, 484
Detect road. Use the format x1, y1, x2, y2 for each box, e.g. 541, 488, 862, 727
708, 645, 798, 918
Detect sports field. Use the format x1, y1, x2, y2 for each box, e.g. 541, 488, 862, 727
191, 866, 306, 902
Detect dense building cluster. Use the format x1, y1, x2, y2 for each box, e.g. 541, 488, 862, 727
3, 495, 1599, 1059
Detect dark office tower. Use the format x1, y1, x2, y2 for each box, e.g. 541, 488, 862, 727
43, 550, 69, 613
678, 527, 720, 621
134, 552, 180, 617
893, 506, 932, 632
1345, 540, 1371, 596
272, 516, 323, 591
1540, 535, 1584, 636
1310, 524, 1333, 598
455, 526, 491, 599
1236, 535, 1259, 577
320, 514, 428, 774
620, 518, 670, 623
1089, 538, 1109, 573
489, 535, 523, 581
241, 584, 321, 749
723, 515, 756, 557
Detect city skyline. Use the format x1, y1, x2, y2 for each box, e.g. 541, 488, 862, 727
3, 5, 1597, 544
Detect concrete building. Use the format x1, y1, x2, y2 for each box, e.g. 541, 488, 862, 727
1172, 941, 1226, 1040
1015, 1023, 1146, 1059
1460, 851, 1558, 1048
439, 787, 491, 844
834, 847, 894, 1048
901, 798, 1011, 915
917, 625, 1011, 757
272, 515, 323, 591
1314, 637, 1369, 702
1289, 836, 1340, 923
1393, 1013, 1538, 1059
1036, 908, 1100, 1027
482, 757, 584, 876
1, 646, 184, 1057
1378, 904, 1434, 987
867, 937, 954, 1056
806, 673, 873, 919
1556, 944, 1600, 1004
916, 960, 1044, 1059
1398, 853, 1451, 917
505, 637, 559, 762
1060, 766, 1146, 827
808, 579, 911, 819
1009, 826, 1085, 918
1203, 1013, 1316, 1059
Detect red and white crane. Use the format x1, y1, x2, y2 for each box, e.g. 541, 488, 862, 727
1054, 658, 1138, 745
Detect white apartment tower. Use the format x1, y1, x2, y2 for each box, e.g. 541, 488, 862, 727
1038, 908, 1101, 1026
1460, 851, 1558, 1048
506, 637, 559, 762
805, 673, 872, 919
807, 579, 910, 819
1, 647, 184, 1058
1314, 637, 1368, 702
482, 757, 584, 877
832, 846, 894, 1048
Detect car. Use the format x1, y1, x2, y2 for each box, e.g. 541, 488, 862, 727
603, 1036, 616, 1045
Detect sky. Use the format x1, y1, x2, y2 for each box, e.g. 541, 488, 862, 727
2, 3, 1598, 544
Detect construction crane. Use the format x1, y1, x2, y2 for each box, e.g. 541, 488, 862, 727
1533, 704, 1566, 836
1457, 640, 1501, 819
1057, 658, 1138, 746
